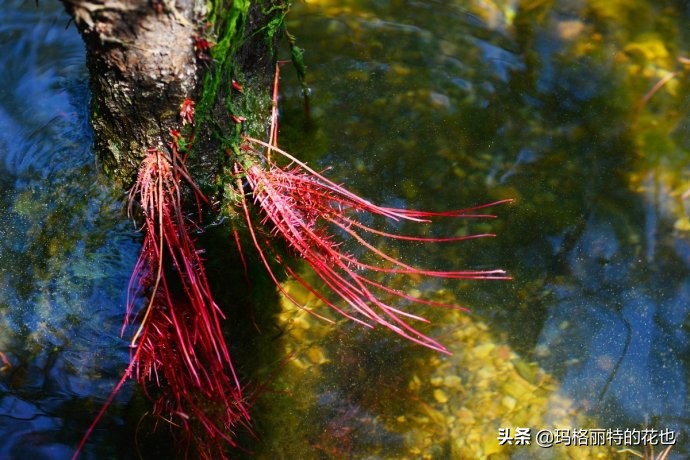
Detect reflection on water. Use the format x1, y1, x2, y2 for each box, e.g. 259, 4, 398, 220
3, 0, 690, 458
264, 0, 690, 458
0, 1, 140, 457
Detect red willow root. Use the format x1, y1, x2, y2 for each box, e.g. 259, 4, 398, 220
234, 136, 511, 355
74, 141, 249, 459
126, 146, 249, 450
232, 63, 509, 354
75, 58, 509, 455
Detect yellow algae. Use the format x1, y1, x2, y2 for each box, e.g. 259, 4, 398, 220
557, 20, 586, 41
429, 376, 443, 387
456, 406, 475, 425
623, 36, 671, 63
674, 216, 690, 231
433, 389, 449, 404
501, 395, 517, 411
472, 342, 496, 359
258, 271, 621, 459
409, 374, 422, 391
306, 347, 328, 365
444, 374, 462, 389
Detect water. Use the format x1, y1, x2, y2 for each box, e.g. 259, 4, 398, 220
2, 0, 690, 458
0, 1, 141, 457
263, 0, 690, 458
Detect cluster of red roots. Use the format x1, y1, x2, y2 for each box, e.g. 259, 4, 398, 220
234, 136, 510, 354
229, 67, 507, 354
74, 117, 249, 459
76, 63, 509, 456
123, 143, 249, 455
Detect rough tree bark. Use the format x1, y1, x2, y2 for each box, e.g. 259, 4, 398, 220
59, 0, 280, 187
57, 1, 286, 455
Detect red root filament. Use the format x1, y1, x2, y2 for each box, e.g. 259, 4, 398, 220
235, 136, 511, 355
74, 146, 249, 459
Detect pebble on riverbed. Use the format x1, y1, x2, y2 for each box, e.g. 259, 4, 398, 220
268, 281, 615, 459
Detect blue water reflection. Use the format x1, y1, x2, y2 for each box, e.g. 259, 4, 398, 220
0, 1, 139, 457
538, 211, 690, 434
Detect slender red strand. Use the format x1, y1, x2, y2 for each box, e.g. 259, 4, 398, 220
234, 142, 510, 353
76, 146, 249, 459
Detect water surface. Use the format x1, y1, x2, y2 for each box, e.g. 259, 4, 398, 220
0, 1, 142, 457
259, 0, 690, 458
2, 0, 690, 459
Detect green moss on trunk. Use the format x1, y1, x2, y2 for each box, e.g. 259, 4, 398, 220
190, 1, 289, 199
60, 0, 288, 188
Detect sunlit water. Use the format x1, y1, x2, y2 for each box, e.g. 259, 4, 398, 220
266, 0, 690, 458
2, 0, 690, 458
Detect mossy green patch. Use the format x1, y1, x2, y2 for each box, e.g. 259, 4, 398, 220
195, 0, 251, 129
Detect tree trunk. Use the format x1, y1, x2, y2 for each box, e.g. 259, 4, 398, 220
57, 1, 285, 455
60, 0, 280, 187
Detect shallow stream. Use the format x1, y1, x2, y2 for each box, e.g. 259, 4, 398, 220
1, 0, 690, 458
